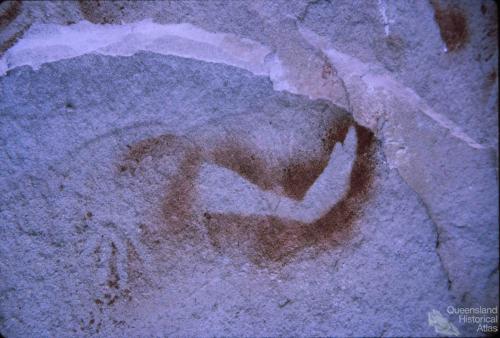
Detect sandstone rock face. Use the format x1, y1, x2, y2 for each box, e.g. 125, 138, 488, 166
0, 1, 497, 337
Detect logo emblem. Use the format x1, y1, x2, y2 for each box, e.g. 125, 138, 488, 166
428, 309, 460, 336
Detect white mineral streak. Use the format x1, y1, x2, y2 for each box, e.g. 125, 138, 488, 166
377, 0, 390, 36
298, 26, 486, 151
0, 19, 485, 151
0, 20, 300, 92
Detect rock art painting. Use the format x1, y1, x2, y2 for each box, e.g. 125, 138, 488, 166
120, 115, 375, 267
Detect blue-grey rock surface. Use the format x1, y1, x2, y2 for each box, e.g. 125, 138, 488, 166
0, 1, 498, 337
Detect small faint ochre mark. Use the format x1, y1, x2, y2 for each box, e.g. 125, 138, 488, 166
90, 238, 137, 324
91, 235, 145, 300
79, 0, 120, 24
93, 242, 101, 265
481, 3, 487, 15
119, 134, 188, 176
321, 61, 335, 79
0, 0, 21, 29
0, 2, 28, 58
126, 239, 142, 287
0, 26, 27, 57
385, 34, 405, 53
125, 134, 178, 163
484, 69, 497, 88
107, 242, 120, 289
77, 310, 103, 334
431, 0, 469, 52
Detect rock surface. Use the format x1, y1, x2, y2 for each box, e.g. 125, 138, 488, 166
0, 1, 497, 337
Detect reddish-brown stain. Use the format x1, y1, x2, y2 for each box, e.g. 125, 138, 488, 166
385, 34, 405, 53
121, 114, 376, 267
485, 69, 497, 88
279, 115, 351, 200
0, 26, 27, 57
212, 137, 276, 194
431, 0, 469, 52
123, 135, 205, 250
0, 2, 27, 58
126, 239, 144, 285
0, 0, 21, 29
210, 115, 352, 201
78, 0, 120, 24
161, 148, 202, 235
203, 124, 375, 266
107, 242, 120, 289
122, 134, 180, 175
